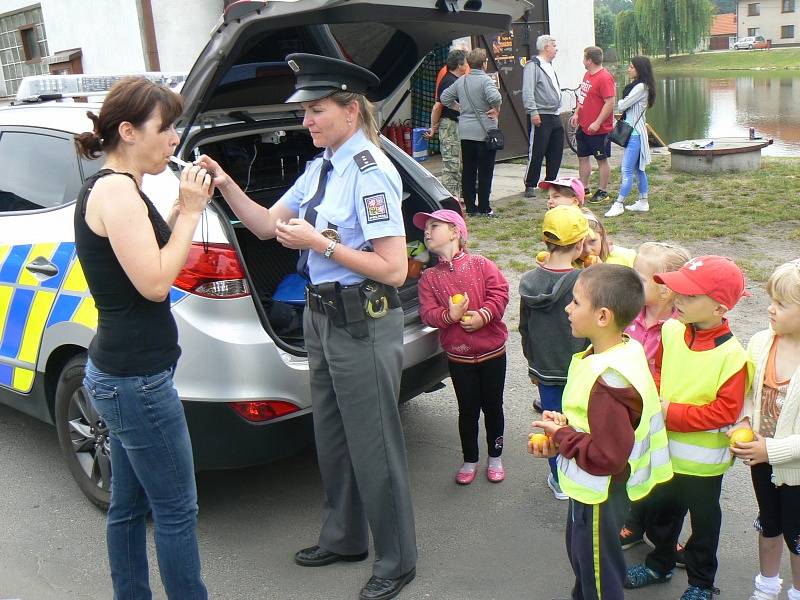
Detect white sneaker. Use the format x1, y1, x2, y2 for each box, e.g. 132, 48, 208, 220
749, 589, 780, 600
625, 199, 650, 213
604, 202, 624, 218
547, 474, 568, 500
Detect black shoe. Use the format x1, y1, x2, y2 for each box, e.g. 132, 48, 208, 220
588, 189, 609, 204
359, 568, 416, 600
532, 400, 543, 412
465, 209, 478, 217
524, 186, 537, 198
619, 524, 644, 550
478, 209, 496, 217
294, 545, 368, 567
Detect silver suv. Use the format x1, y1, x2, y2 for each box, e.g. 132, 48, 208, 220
0, 0, 522, 508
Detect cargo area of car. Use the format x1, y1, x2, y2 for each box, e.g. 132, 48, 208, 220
197, 130, 435, 351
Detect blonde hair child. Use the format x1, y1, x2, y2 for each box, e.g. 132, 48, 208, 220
731, 259, 800, 600
581, 209, 637, 267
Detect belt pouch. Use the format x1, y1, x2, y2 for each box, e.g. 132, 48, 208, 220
340, 286, 369, 338
317, 282, 345, 326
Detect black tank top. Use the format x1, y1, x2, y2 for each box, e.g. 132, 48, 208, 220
74, 169, 181, 376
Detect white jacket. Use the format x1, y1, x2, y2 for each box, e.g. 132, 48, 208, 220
616, 83, 651, 167
742, 328, 800, 486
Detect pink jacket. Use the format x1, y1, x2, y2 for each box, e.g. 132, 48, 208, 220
418, 252, 509, 363
624, 308, 676, 374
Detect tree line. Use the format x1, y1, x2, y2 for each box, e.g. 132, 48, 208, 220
595, 0, 725, 61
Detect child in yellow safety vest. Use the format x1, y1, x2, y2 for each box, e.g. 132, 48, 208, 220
625, 255, 754, 600
529, 263, 672, 600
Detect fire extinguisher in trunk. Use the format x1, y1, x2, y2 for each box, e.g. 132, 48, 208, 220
401, 120, 412, 155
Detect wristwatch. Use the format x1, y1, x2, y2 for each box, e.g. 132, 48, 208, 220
323, 239, 337, 259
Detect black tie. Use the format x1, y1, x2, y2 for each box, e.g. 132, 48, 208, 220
296, 159, 333, 279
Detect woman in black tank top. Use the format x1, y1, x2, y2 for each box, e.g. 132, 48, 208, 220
74, 77, 211, 600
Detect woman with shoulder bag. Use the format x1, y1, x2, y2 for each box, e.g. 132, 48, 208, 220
605, 55, 656, 218
74, 77, 212, 599
440, 48, 503, 217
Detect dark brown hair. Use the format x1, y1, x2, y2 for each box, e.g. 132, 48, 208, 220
584, 46, 604, 66
578, 264, 644, 330
74, 76, 183, 159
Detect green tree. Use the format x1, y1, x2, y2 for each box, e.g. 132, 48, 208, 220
634, 0, 713, 60
615, 9, 641, 61
595, 4, 616, 50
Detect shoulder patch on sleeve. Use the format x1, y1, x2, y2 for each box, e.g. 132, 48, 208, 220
353, 150, 377, 173
363, 193, 390, 223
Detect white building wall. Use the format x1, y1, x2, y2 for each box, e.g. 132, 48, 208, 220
39, 0, 146, 73
0, 0, 223, 75
548, 0, 596, 89
151, 0, 224, 72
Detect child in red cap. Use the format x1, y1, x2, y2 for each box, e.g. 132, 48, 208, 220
625, 255, 754, 600
413, 209, 510, 484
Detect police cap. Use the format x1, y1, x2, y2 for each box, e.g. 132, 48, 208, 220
285, 53, 380, 103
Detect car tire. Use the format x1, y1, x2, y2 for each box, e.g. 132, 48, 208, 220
54, 354, 111, 511
749, 45, 754, 50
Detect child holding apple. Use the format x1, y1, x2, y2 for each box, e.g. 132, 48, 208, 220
414, 209, 509, 484
730, 259, 800, 600
529, 263, 672, 600
520, 205, 593, 499
625, 255, 752, 600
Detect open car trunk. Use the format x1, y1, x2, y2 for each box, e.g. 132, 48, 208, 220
195, 129, 454, 353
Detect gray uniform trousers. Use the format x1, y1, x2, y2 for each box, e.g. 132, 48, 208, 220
303, 305, 418, 579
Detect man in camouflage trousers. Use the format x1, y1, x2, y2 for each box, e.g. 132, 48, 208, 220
425, 49, 467, 197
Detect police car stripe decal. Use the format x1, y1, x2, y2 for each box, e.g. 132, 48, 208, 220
18, 290, 56, 363
12, 367, 33, 391
169, 288, 188, 304
0, 286, 11, 344
0, 364, 11, 386
61, 259, 88, 293
0, 245, 9, 269
17, 243, 57, 287
41, 242, 75, 290
0, 288, 34, 359
45, 294, 82, 328
71, 297, 98, 330
0, 244, 32, 283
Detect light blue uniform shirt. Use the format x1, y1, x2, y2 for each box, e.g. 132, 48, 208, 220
278, 129, 405, 285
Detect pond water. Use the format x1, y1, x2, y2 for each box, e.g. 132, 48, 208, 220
616, 73, 800, 156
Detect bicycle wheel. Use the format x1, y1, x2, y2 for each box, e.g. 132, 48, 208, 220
566, 115, 578, 155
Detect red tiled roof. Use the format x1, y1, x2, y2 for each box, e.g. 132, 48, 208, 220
710, 13, 736, 36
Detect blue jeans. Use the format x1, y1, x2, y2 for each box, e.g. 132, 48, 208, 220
84, 359, 207, 600
619, 132, 648, 200
537, 383, 565, 482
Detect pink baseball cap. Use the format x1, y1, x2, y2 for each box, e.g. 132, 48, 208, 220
413, 209, 468, 241
654, 255, 751, 309
538, 177, 586, 205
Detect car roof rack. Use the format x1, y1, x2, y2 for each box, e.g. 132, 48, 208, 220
14, 72, 187, 105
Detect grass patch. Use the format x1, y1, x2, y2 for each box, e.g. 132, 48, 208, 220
464, 156, 800, 272
651, 48, 800, 74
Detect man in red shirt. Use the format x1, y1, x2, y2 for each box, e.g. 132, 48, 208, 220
570, 46, 616, 204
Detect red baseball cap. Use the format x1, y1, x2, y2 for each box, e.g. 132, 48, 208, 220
654, 255, 751, 309
413, 209, 468, 242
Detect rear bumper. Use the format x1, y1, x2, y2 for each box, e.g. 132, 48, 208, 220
184, 351, 448, 471
184, 401, 315, 471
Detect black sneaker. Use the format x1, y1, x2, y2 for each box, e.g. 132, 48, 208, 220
588, 189, 609, 204
524, 186, 537, 198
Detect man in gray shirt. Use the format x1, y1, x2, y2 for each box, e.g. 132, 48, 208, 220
522, 35, 563, 198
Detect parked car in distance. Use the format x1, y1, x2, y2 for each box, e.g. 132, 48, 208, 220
733, 35, 769, 50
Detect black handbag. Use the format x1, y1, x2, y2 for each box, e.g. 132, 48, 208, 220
608, 108, 644, 148
462, 78, 504, 151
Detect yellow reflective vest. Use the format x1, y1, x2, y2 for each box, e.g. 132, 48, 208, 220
557, 337, 673, 505
660, 319, 753, 476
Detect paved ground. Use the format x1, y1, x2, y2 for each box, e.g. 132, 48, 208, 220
0, 154, 786, 600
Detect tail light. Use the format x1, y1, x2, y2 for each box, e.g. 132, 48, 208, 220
229, 400, 300, 422
175, 243, 249, 298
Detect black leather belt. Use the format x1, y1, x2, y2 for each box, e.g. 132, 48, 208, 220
305, 280, 401, 338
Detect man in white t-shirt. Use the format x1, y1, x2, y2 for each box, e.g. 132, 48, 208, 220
522, 35, 564, 198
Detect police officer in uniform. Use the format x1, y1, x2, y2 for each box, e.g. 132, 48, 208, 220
198, 54, 417, 600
